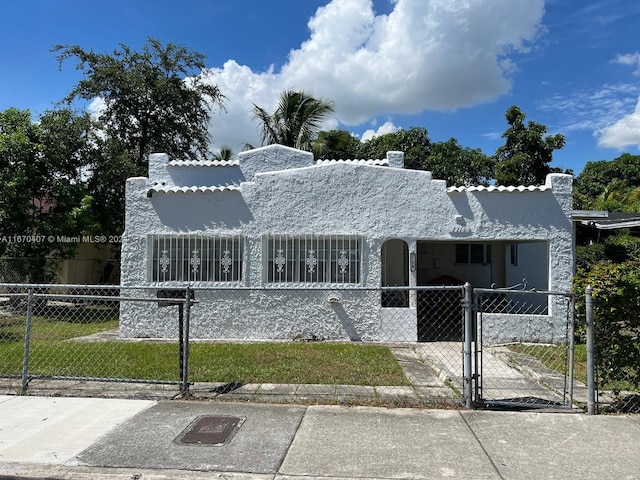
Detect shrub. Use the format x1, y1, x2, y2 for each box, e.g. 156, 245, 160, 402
575, 243, 606, 270
576, 233, 640, 269
604, 233, 640, 263
573, 260, 640, 392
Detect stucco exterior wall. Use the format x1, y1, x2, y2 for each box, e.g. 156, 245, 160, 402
120, 145, 574, 343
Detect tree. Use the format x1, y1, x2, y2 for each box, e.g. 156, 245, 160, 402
574, 153, 640, 211
312, 129, 360, 159
83, 138, 139, 240
0, 107, 94, 280
53, 38, 225, 167
211, 146, 235, 161
357, 127, 431, 170
425, 138, 493, 186
252, 89, 334, 151
493, 105, 565, 186
589, 184, 640, 213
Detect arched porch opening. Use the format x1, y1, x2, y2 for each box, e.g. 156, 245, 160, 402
381, 238, 409, 307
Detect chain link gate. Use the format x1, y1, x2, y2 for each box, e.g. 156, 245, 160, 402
472, 286, 576, 409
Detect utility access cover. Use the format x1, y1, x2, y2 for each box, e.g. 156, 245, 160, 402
176, 415, 244, 446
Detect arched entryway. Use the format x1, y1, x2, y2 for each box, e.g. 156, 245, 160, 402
381, 239, 409, 307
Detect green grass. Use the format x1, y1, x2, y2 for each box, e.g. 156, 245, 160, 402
508, 343, 638, 392
189, 342, 409, 385
1, 318, 119, 342
508, 343, 585, 383
0, 316, 409, 386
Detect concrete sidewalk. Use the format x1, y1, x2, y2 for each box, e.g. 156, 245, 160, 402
0, 395, 639, 480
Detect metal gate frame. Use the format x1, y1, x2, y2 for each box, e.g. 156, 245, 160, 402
471, 286, 576, 410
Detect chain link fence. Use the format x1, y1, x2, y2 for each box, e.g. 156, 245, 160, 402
0, 284, 470, 406
5, 282, 636, 414
584, 287, 640, 414
184, 286, 467, 406
0, 284, 182, 399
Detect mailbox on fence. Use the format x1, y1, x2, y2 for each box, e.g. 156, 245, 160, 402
157, 289, 195, 307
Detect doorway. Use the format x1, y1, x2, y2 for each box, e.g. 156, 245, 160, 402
416, 241, 464, 342
380, 239, 409, 307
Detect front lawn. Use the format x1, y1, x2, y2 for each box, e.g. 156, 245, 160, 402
0, 315, 409, 386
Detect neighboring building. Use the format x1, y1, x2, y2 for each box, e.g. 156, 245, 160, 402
58, 243, 120, 285
120, 145, 574, 343
0, 245, 118, 285
575, 211, 640, 245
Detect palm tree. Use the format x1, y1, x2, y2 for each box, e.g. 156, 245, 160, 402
252, 89, 334, 152
211, 145, 234, 161
592, 180, 640, 212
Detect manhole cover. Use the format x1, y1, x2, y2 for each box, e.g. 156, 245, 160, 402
176, 415, 244, 445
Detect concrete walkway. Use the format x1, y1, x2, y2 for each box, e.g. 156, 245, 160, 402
0, 394, 639, 479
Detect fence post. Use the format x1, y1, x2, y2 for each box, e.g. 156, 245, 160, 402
585, 285, 596, 415
21, 288, 34, 394
181, 285, 192, 396
567, 294, 575, 407
463, 282, 473, 408
178, 302, 184, 385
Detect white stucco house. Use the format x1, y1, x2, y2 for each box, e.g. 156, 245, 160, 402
120, 144, 574, 343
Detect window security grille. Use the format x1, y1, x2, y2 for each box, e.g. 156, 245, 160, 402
266, 235, 361, 284
149, 235, 243, 282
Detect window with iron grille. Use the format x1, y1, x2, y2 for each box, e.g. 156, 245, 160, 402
265, 235, 361, 284
149, 234, 243, 282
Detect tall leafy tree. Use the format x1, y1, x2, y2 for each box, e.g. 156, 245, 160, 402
0, 108, 94, 280
252, 89, 334, 151
53, 38, 226, 240
357, 127, 431, 170
53, 38, 225, 167
425, 138, 493, 186
574, 153, 640, 211
84, 138, 139, 239
493, 105, 565, 186
312, 129, 360, 159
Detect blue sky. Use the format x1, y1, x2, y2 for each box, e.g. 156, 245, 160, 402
2, 0, 640, 175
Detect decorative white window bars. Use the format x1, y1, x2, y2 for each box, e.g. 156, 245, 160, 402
266, 235, 361, 284
149, 234, 243, 282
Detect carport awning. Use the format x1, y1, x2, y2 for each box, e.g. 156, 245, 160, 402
580, 214, 640, 230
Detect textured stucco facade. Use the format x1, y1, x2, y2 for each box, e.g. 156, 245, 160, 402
120, 144, 574, 343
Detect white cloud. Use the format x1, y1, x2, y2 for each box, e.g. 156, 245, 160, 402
87, 97, 107, 118
203, 0, 546, 152
537, 83, 640, 133
203, 60, 281, 152
612, 52, 640, 76
361, 121, 400, 142
596, 96, 640, 150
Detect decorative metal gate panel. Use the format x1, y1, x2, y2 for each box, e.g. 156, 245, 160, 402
473, 287, 576, 410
